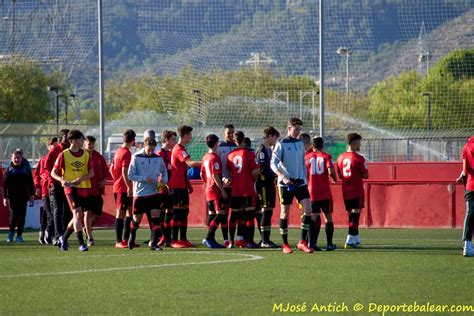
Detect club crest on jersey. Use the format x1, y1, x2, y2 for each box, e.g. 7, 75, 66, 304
214, 163, 220, 170
70, 161, 84, 170
182, 151, 188, 158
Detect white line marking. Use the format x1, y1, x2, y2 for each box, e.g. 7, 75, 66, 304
0, 252, 264, 279
0, 252, 174, 262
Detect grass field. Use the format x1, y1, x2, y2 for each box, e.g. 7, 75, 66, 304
0, 228, 472, 315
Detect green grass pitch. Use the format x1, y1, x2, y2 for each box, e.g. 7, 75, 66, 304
0, 228, 472, 315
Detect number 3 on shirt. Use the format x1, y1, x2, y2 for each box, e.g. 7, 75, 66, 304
233, 156, 243, 174
342, 158, 351, 177
310, 157, 325, 175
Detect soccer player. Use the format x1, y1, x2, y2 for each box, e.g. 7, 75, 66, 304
243, 137, 252, 150
336, 133, 369, 249
300, 133, 311, 153
305, 137, 337, 251
218, 124, 236, 247
33, 137, 57, 244
201, 134, 227, 248
127, 137, 168, 251
44, 129, 72, 245
110, 129, 136, 249
456, 135, 474, 257
227, 131, 260, 248
84, 136, 108, 246
255, 126, 280, 248
51, 130, 94, 251
156, 130, 177, 247
271, 118, 314, 254
168, 125, 201, 248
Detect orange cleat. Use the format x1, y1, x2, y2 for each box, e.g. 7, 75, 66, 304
179, 239, 193, 248
115, 241, 127, 249
282, 244, 293, 254
171, 240, 187, 248
297, 240, 314, 253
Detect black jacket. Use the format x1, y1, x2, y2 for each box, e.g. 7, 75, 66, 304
3, 161, 34, 201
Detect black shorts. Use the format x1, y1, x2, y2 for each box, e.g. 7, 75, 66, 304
278, 185, 310, 205
207, 199, 225, 213
222, 187, 232, 206
230, 196, 255, 210
465, 190, 474, 202
65, 188, 89, 210
311, 198, 333, 214
256, 182, 276, 209
162, 194, 173, 209
114, 192, 132, 211
133, 195, 163, 215
172, 188, 189, 207
87, 195, 104, 216
344, 196, 364, 211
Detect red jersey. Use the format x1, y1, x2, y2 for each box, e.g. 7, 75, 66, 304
157, 148, 172, 194
201, 152, 222, 201
227, 148, 258, 197
111, 146, 132, 193
157, 148, 172, 176
53, 149, 93, 196
33, 155, 49, 197
168, 144, 190, 189
89, 150, 108, 196
462, 135, 474, 191
44, 143, 68, 187
336, 151, 368, 200
305, 150, 333, 201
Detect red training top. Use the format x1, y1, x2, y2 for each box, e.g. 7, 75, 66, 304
33, 155, 49, 198
111, 146, 132, 193
227, 148, 258, 197
44, 143, 68, 187
201, 152, 223, 201
336, 151, 368, 200
462, 135, 474, 191
168, 144, 190, 189
305, 150, 334, 201
89, 150, 108, 196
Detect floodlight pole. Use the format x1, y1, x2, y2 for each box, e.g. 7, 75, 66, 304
337, 47, 352, 100
98, 0, 105, 154
55, 92, 59, 135
422, 92, 431, 131
319, 0, 325, 138
65, 94, 76, 126
193, 89, 201, 126
47, 86, 60, 136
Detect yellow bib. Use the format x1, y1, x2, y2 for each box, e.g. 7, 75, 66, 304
62, 149, 91, 189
